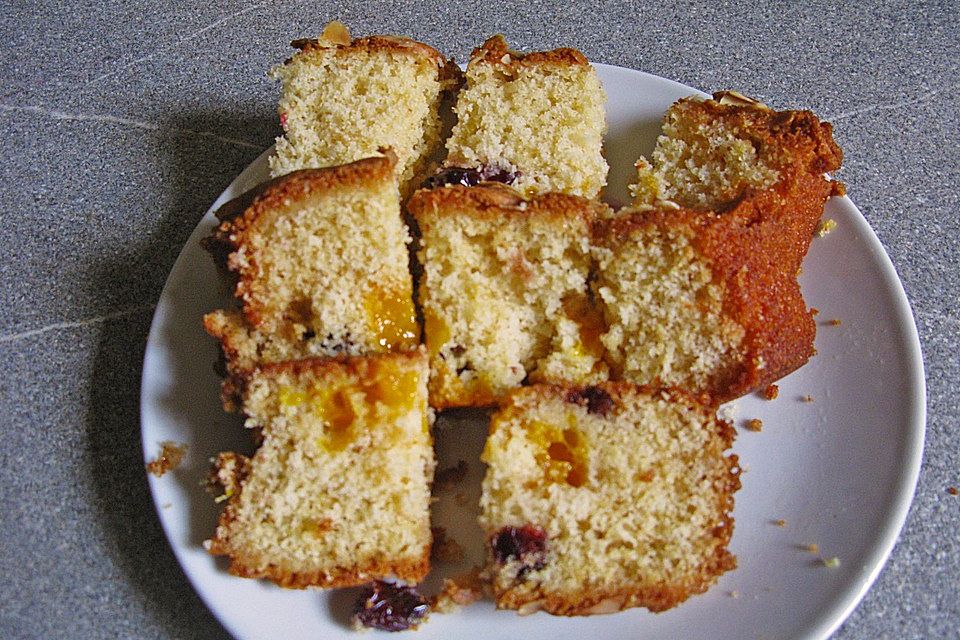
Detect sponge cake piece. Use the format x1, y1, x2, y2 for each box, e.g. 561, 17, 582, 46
479, 382, 739, 614
441, 35, 607, 198
204, 152, 419, 387
593, 204, 816, 403
207, 350, 434, 588
631, 90, 843, 264
408, 184, 609, 409
269, 21, 461, 197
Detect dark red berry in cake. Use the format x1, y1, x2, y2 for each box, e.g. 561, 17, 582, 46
565, 386, 614, 416
423, 165, 521, 189
478, 165, 521, 184
491, 525, 547, 570
422, 167, 483, 189
352, 581, 429, 632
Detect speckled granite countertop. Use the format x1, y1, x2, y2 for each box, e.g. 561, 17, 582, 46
1, 1, 956, 638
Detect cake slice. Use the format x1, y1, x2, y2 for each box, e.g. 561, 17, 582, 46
631, 90, 843, 264
269, 21, 461, 196
479, 383, 739, 615
438, 35, 607, 198
203, 152, 419, 388
592, 204, 815, 403
408, 184, 610, 409
207, 349, 434, 588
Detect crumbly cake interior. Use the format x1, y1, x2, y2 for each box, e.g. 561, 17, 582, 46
593, 220, 745, 394
269, 22, 456, 196
444, 35, 608, 198
207, 351, 434, 588
479, 383, 739, 614
411, 186, 608, 409
205, 308, 366, 375
199, 25, 846, 619
631, 91, 842, 212
209, 156, 418, 371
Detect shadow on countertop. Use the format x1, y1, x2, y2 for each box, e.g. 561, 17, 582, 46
83, 110, 272, 640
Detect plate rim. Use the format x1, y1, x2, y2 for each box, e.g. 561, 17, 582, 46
139, 62, 927, 640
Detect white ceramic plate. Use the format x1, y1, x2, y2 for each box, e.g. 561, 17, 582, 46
140, 64, 926, 640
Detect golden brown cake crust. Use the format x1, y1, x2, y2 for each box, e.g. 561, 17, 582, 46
289, 33, 464, 88
290, 22, 447, 67
664, 93, 842, 257
221, 348, 429, 402
251, 347, 427, 380
470, 34, 589, 68
207, 152, 396, 260
408, 184, 609, 225
599, 195, 818, 403
207, 152, 397, 329
699, 91, 843, 181
210, 545, 432, 589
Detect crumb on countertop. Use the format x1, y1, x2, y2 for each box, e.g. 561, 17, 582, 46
762, 384, 779, 400
430, 569, 485, 613
728, 590, 740, 598
822, 557, 841, 568
947, 487, 958, 496
772, 519, 787, 528
745, 418, 763, 432
146, 441, 188, 477
801, 394, 814, 403
800, 543, 820, 554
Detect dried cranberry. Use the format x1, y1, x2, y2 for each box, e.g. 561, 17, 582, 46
478, 165, 521, 184
352, 581, 429, 632
491, 525, 547, 571
422, 165, 522, 189
422, 167, 483, 189
565, 386, 614, 416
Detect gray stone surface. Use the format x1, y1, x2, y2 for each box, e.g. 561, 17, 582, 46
0, 1, 956, 638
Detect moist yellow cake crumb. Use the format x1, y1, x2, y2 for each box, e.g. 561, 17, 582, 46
269, 21, 461, 197
410, 185, 610, 408
745, 418, 763, 432
203, 154, 420, 406
443, 35, 607, 198
479, 382, 740, 615
206, 350, 434, 588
